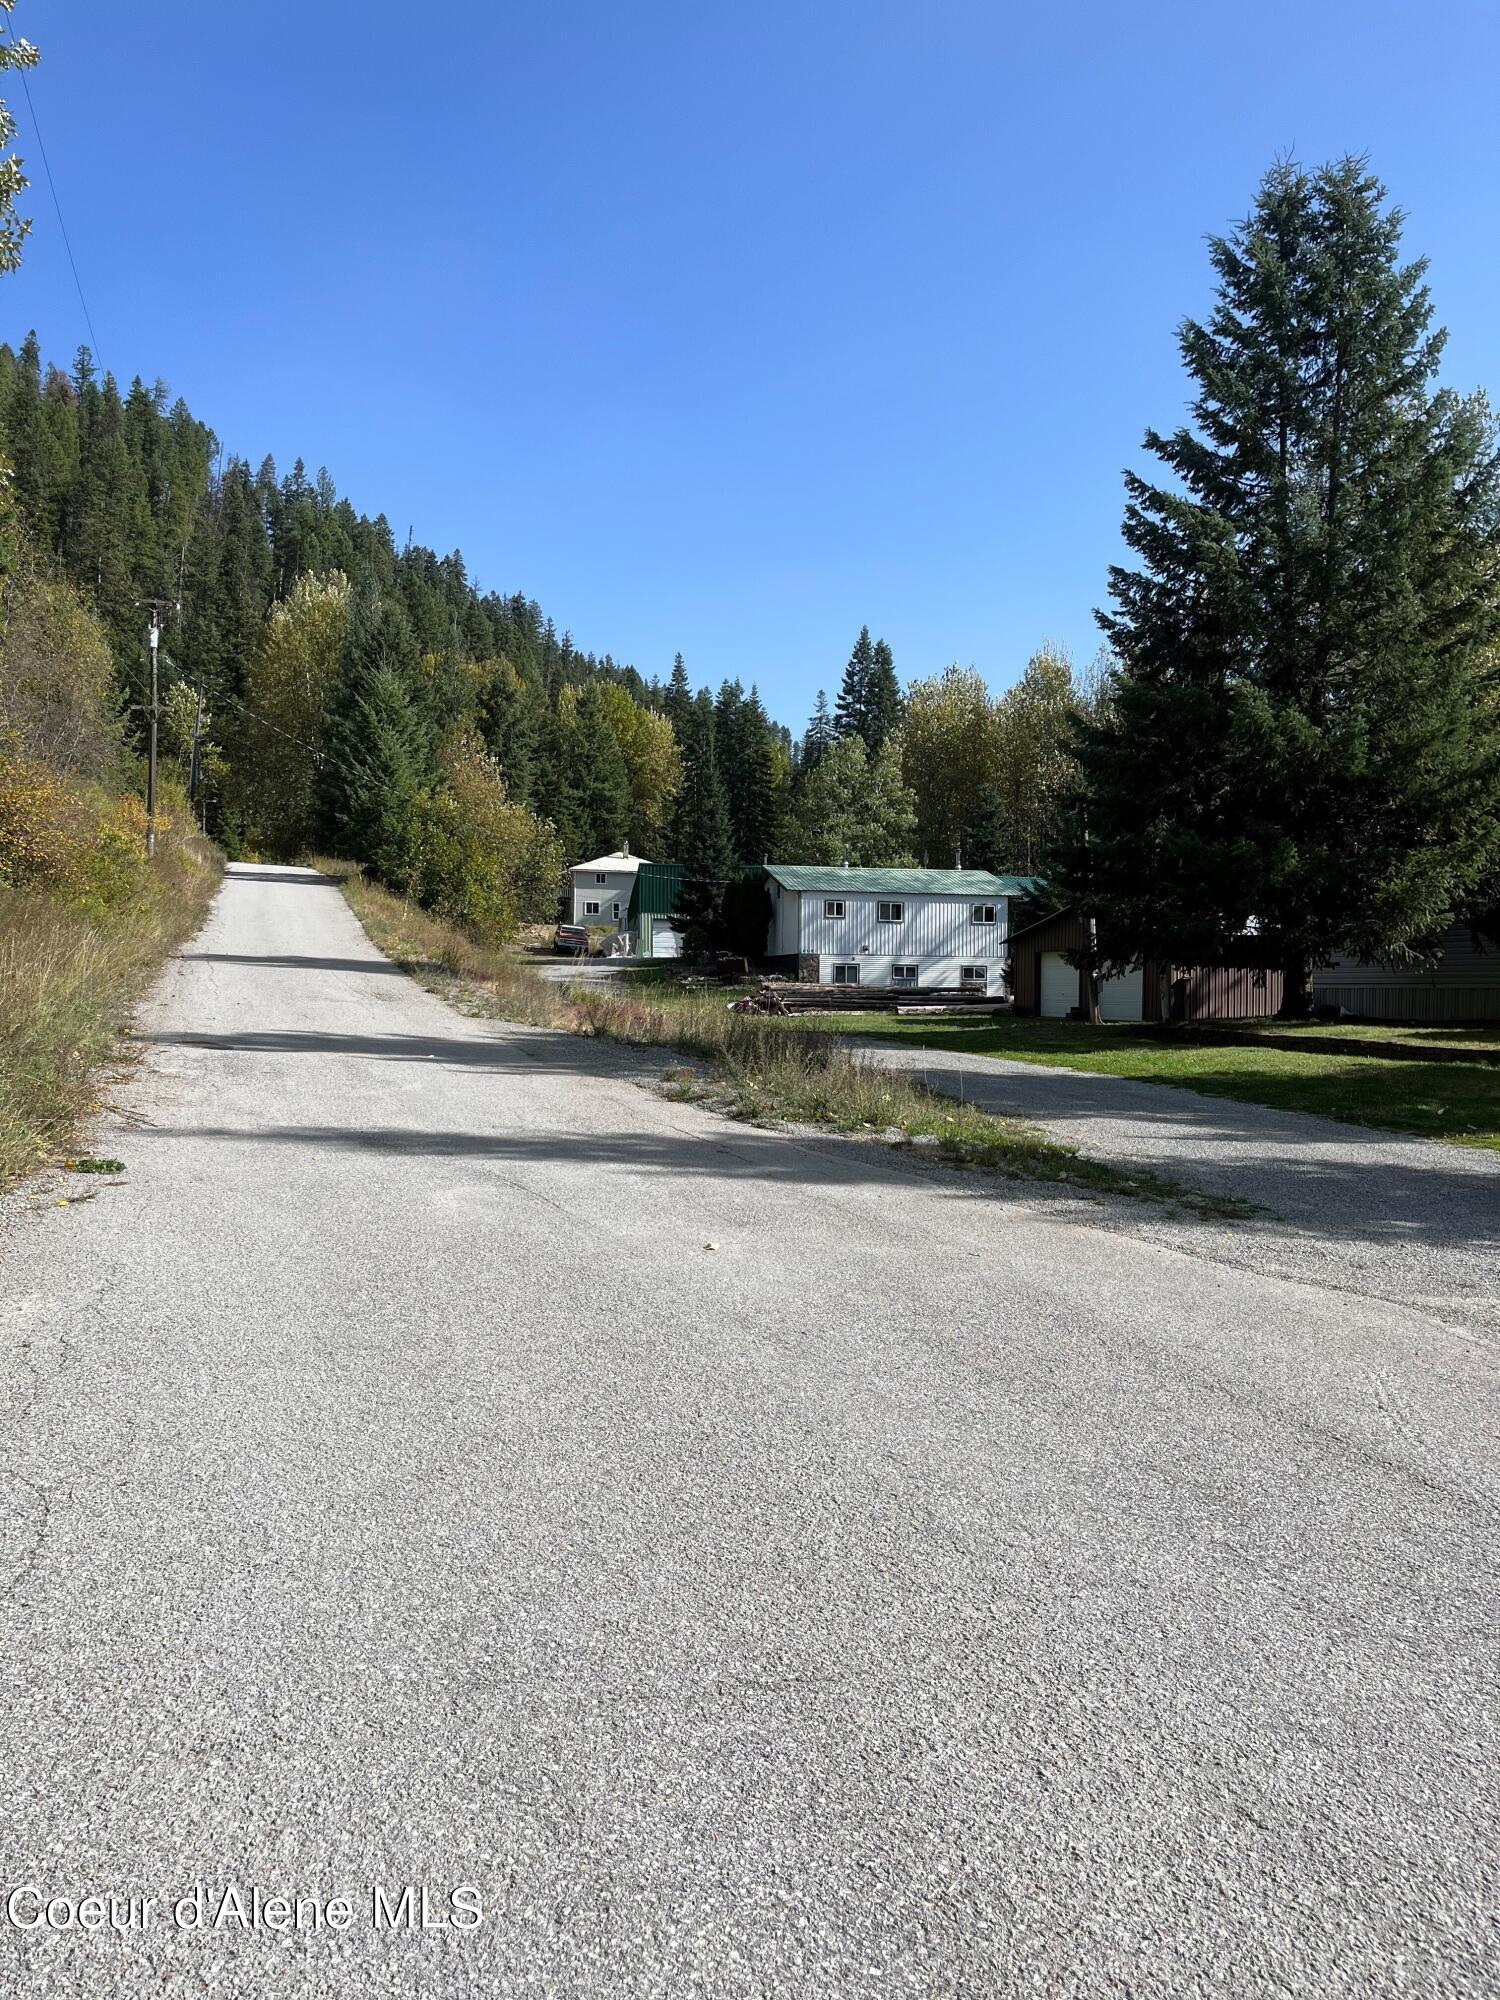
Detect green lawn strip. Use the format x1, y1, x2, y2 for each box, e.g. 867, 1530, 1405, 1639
821, 1014, 1500, 1149
331, 870, 1255, 1216
1204, 1019, 1500, 1052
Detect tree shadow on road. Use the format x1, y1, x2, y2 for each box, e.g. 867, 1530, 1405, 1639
130, 1024, 1500, 1255
220, 868, 338, 886
178, 954, 408, 976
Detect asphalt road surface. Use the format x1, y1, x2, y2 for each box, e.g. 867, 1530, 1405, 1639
1, 864, 1496, 1999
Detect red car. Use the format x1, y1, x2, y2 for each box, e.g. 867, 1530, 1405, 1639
552, 924, 590, 956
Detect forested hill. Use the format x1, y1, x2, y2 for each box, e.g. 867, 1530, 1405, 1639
0, 333, 655, 748
0, 330, 1097, 945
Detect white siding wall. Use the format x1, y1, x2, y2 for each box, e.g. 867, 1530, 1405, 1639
571, 870, 634, 925
799, 891, 1008, 964
767, 883, 802, 957
817, 955, 1002, 992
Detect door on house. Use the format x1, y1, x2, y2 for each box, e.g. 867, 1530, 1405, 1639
1039, 953, 1079, 1018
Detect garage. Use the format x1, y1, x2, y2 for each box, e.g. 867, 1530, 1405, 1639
1039, 952, 1080, 1018
1097, 965, 1145, 1021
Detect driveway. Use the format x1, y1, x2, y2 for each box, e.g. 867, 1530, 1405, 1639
1, 864, 1496, 1998
860, 1038, 1500, 1338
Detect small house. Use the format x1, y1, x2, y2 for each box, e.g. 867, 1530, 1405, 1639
762, 866, 1039, 994
569, 847, 646, 930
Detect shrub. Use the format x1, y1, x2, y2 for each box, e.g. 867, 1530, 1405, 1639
406, 737, 563, 941
0, 779, 220, 1185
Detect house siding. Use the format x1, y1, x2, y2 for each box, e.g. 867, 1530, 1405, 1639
1313, 922, 1500, 1020
767, 883, 802, 958
571, 870, 634, 925
797, 890, 1008, 964
815, 955, 1002, 993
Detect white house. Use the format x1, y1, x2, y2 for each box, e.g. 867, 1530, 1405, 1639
569, 847, 646, 928
763, 866, 1038, 994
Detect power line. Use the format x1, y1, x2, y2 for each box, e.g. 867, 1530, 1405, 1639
2, 19, 102, 365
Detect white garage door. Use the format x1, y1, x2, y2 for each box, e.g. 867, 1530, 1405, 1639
651, 920, 681, 960
1039, 953, 1079, 1018
1098, 966, 1144, 1021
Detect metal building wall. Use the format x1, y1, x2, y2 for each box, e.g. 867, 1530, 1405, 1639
796, 891, 1009, 963
767, 883, 802, 957
1312, 923, 1500, 1020
1010, 913, 1089, 1013
1168, 965, 1284, 1020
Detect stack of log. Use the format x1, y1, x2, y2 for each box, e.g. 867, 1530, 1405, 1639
731, 983, 1003, 1017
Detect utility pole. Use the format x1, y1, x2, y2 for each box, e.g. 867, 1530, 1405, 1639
136, 598, 179, 858
146, 611, 159, 857
187, 683, 205, 823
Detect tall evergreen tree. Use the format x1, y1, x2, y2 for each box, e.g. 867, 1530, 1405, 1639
532, 700, 582, 858
732, 687, 787, 861
801, 689, 837, 771
479, 656, 541, 805
317, 595, 426, 877
834, 626, 875, 740
831, 627, 903, 750
1066, 158, 1500, 1012
663, 651, 693, 737
862, 638, 903, 753
714, 677, 749, 848
566, 683, 632, 858
672, 691, 734, 952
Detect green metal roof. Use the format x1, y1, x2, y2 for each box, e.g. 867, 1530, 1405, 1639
628, 861, 686, 919
764, 865, 1041, 897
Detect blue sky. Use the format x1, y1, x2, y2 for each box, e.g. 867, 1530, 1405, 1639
6, 1, 1499, 729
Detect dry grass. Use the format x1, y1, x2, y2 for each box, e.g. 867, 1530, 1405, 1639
329, 862, 1251, 1215
0, 809, 221, 1186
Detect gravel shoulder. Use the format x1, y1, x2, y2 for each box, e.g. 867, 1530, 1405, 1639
856, 1038, 1500, 1339
1, 865, 1497, 1999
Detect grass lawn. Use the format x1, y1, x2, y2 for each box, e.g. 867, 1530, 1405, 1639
1195, 1018, 1500, 1053
818, 1013, 1500, 1149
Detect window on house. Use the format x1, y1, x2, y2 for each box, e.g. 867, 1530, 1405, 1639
971, 904, 997, 925
595, 872, 608, 884
877, 901, 904, 923
612, 902, 620, 921
831, 963, 860, 985
892, 963, 918, 985
961, 965, 987, 986
824, 899, 845, 919
584, 901, 600, 916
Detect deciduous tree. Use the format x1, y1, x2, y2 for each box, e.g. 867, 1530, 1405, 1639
233, 570, 351, 855
900, 664, 1001, 865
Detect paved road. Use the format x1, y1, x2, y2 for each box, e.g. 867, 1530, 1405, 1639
1, 864, 1496, 1999
861, 1041, 1500, 1338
